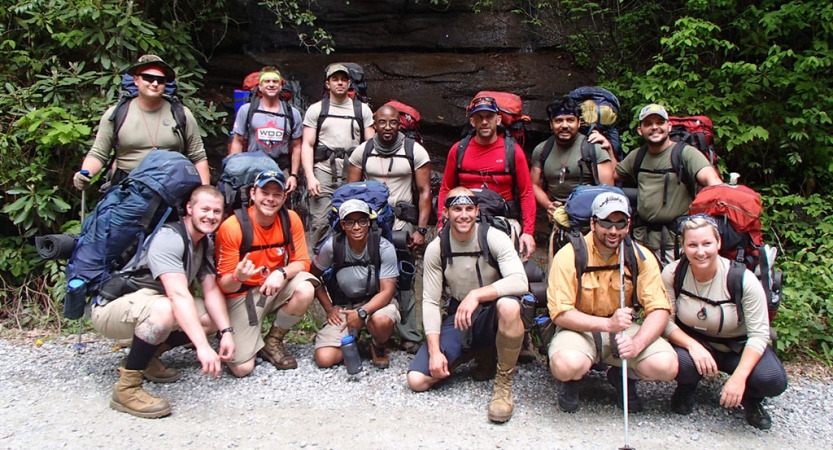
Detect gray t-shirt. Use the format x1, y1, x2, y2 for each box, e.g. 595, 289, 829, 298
232, 103, 303, 163
313, 235, 399, 299
122, 223, 214, 293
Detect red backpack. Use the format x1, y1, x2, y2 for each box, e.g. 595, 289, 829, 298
384, 100, 422, 144
669, 115, 716, 164
468, 90, 532, 148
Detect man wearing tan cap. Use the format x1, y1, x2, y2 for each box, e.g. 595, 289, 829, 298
614, 103, 721, 264
301, 63, 375, 249
73, 54, 210, 190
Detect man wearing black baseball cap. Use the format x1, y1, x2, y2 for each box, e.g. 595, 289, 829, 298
73, 54, 210, 190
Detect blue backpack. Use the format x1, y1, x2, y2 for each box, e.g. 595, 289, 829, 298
325, 181, 394, 245
64, 151, 202, 319
563, 184, 627, 229
567, 86, 623, 162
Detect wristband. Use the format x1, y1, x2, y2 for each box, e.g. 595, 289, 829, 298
275, 267, 287, 278
231, 273, 243, 284
288, 174, 298, 180
220, 327, 234, 336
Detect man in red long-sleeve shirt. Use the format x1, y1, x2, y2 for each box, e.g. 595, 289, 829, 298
438, 96, 537, 259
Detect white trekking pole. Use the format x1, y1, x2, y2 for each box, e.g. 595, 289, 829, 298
619, 238, 634, 450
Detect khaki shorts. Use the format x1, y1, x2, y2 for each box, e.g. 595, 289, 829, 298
227, 271, 319, 365
313, 300, 400, 349
91, 288, 207, 340
548, 323, 674, 367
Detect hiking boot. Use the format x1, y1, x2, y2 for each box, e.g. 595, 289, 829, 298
558, 380, 581, 413
472, 348, 497, 381
370, 342, 389, 369
258, 326, 297, 370
742, 397, 772, 430
670, 383, 697, 415
517, 332, 536, 364
607, 366, 644, 413
110, 367, 171, 419
399, 340, 419, 355
488, 366, 514, 423
120, 344, 181, 383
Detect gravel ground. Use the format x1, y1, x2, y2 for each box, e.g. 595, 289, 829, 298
0, 335, 829, 450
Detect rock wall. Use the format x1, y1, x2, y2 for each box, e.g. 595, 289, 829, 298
207, 0, 599, 159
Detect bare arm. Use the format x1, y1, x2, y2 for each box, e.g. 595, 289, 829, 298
200, 274, 235, 361
363, 126, 376, 141
530, 166, 554, 209
346, 162, 363, 183
290, 137, 301, 176
596, 160, 615, 186
80, 156, 106, 179
301, 126, 321, 196
229, 133, 245, 155
696, 166, 723, 187
195, 160, 211, 185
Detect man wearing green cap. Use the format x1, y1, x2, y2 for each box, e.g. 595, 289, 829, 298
73, 54, 210, 191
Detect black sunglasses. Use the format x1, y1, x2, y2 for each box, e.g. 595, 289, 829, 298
138, 73, 167, 85
594, 217, 629, 230
469, 97, 497, 109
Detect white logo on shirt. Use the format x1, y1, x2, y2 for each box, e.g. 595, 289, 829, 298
256, 120, 285, 148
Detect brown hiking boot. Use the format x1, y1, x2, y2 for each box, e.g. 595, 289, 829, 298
488, 365, 515, 423
472, 348, 497, 381
143, 344, 180, 383
258, 326, 297, 370
370, 341, 389, 369
110, 367, 171, 419
517, 332, 536, 364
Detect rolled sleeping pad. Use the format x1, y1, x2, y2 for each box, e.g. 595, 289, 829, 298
529, 281, 548, 309
524, 260, 545, 283
391, 230, 410, 250
35, 234, 77, 260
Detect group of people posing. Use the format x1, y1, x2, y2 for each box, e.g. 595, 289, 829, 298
72, 55, 787, 430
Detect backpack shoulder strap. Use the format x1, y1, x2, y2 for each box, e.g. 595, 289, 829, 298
540, 136, 556, 168
568, 230, 588, 309
580, 137, 600, 185
235, 208, 254, 258
455, 135, 473, 186
313, 96, 331, 150
281, 100, 295, 137
623, 235, 643, 309
439, 224, 452, 275
478, 220, 499, 271
245, 95, 260, 136
168, 97, 188, 153
368, 228, 382, 292
403, 137, 417, 203
670, 141, 695, 199
109, 94, 134, 152
727, 260, 746, 323
332, 232, 346, 271
352, 97, 365, 144
633, 144, 649, 183
673, 255, 691, 301
360, 140, 375, 179
279, 207, 294, 258
503, 136, 516, 174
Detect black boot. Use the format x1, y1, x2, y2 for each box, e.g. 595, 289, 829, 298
742, 397, 772, 430
558, 380, 581, 413
607, 366, 643, 413
670, 382, 697, 415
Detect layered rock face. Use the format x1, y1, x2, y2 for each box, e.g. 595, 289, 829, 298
208, 0, 598, 158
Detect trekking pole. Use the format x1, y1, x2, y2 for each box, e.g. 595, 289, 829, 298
619, 239, 634, 450
74, 171, 89, 353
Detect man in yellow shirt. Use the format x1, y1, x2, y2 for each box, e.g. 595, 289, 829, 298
546, 192, 678, 413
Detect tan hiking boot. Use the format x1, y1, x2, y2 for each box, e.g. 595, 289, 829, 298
143, 344, 180, 383
258, 326, 297, 370
488, 365, 515, 423
472, 348, 497, 381
370, 341, 389, 369
110, 367, 171, 419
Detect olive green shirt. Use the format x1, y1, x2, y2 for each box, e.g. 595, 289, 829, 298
531, 135, 610, 202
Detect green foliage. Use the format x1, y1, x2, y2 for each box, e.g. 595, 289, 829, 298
258, 0, 334, 53
761, 188, 833, 363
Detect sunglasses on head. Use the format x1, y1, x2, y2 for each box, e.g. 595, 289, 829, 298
138, 73, 167, 85
469, 97, 497, 109
594, 217, 629, 230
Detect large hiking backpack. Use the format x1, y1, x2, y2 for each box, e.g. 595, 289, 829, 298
323, 181, 394, 248
217, 152, 294, 263
230, 71, 297, 161
64, 151, 201, 319
567, 86, 623, 162
454, 133, 522, 220
384, 100, 423, 144
669, 115, 716, 165
465, 91, 531, 148
563, 184, 627, 229
686, 184, 782, 321
110, 74, 187, 157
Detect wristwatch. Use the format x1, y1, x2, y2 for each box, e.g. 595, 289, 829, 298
220, 327, 235, 336
416, 227, 428, 236
356, 308, 368, 322
275, 267, 287, 278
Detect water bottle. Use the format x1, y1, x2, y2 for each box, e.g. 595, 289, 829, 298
340, 335, 362, 375
521, 293, 536, 330
64, 278, 87, 320
536, 316, 556, 355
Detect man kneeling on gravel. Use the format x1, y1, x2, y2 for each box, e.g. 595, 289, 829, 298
91, 186, 235, 419
407, 187, 527, 423
310, 199, 400, 369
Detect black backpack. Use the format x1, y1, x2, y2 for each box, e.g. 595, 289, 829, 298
672, 255, 748, 331
454, 135, 521, 220
323, 226, 384, 306
537, 135, 600, 190
566, 233, 645, 311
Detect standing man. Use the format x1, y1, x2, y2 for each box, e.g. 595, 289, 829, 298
215, 170, 319, 377
90, 185, 234, 419
437, 96, 536, 260
229, 66, 303, 193
301, 63, 375, 249
347, 104, 432, 353
74, 54, 210, 190
407, 187, 527, 423
615, 103, 722, 264
530, 97, 616, 219
546, 192, 678, 413
311, 200, 400, 369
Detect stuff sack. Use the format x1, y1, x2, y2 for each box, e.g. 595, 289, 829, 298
64, 151, 201, 319
563, 184, 627, 229
567, 86, 623, 161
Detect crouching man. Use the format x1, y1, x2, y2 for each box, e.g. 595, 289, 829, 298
311, 199, 400, 369
91, 185, 234, 418
215, 170, 319, 377
407, 187, 527, 423
547, 192, 678, 413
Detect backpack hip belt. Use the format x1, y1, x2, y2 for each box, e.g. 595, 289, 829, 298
314, 145, 351, 186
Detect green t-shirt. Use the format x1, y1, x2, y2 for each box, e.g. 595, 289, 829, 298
616, 142, 712, 249
530, 135, 610, 202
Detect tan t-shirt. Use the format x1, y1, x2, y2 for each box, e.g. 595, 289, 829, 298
662, 257, 770, 354
531, 135, 610, 202
303, 98, 374, 177
87, 100, 206, 172
348, 137, 430, 230
616, 142, 711, 250
421, 224, 528, 335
